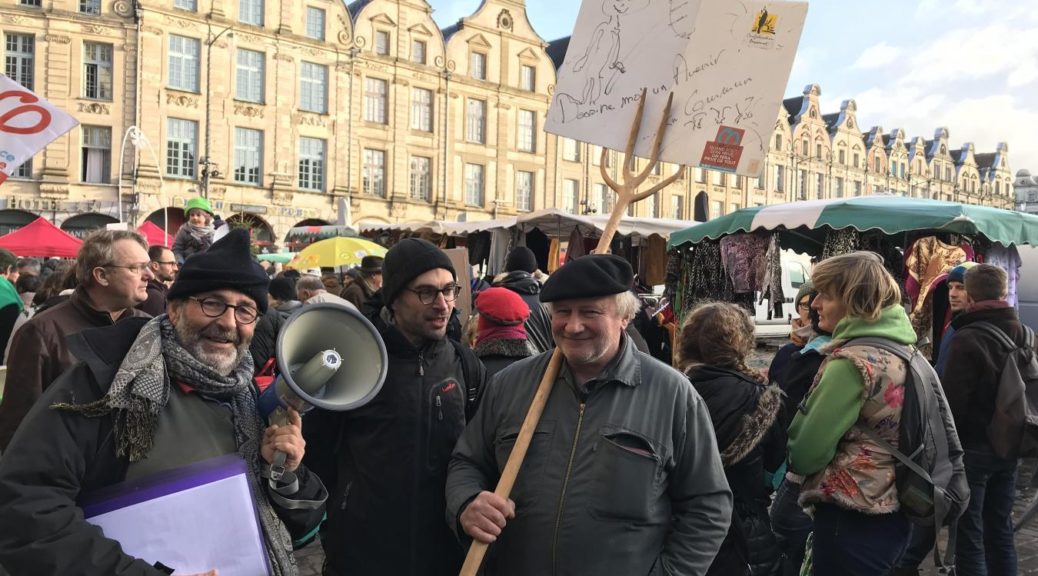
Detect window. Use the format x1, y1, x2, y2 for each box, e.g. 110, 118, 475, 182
591, 145, 601, 167
838, 149, 845, 165
362, 148, 385, 197
465, 163, 485, 206
520, 64, 535, 91
470, 52, 486, 80
730, 203, 741, 213
774, 134, 782, 151
516, 171, 533, 211
299, 62, 327, 113
80, 0, 100, 15
466, 99, 486, 144
364, 78, 388, 124
563, 179, 579, 213
835, 176, 844, 198
235, 49, 265, 103
651, 162, 661, 176
900, 162, 906, 178
774, 165, 785, 192
729, 174, 742, 188
412, 40, 426, 65
174, 0, 196, 10
711, 170, 723, 186
168, 35, 200, 92
233, 127, 262, 185
298, 137, 325, 191
562, 138, 581, 162
799, 169, 807, 199
694, 167, 705, 183
874, 157, 881, 173
946, 166, 952, 181
754, 176, 763, 189
239, 0, 263, 26
81, 125, 111, 183
411, 88, 433, 132
598, 183, 613, 213
646, 193, 657, 217
305, 7, 325, 41
165, 118, 197, 179
19, 0, 41, 6
815, 143, 823, 159
853, 153, 860, 168
410, 156, 432, 201
710, 200, 722, 219
853, 180, 862, 196
13, 160, 31, 178
815, 173, 824, 199
517, 109, 535, 153
374, 31, 390, 56
83, 42, 113, 100
801, 140, 808, 156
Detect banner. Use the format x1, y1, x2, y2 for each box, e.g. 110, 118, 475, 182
0, 75, 80, 185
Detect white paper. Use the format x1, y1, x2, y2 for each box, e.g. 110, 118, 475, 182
546, 0, 808, 176
0, 74, 79, 185
86, 468, 270, 575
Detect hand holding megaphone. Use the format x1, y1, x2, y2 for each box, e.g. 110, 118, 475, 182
265, 303, 388, 481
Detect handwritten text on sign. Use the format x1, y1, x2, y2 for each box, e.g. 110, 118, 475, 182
0, 75, 80, 185
545, 0, 807, 177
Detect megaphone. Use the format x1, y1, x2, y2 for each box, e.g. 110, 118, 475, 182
266, 302, 388, 480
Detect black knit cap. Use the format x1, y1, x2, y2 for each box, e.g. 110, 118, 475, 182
505, 246, 538, 273
382, 238, 456, 306
540, 254, 634, 302
167, 228, 270, 313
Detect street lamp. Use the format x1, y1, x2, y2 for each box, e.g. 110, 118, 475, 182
117, 126, 164, 232
200, 22, 233, 199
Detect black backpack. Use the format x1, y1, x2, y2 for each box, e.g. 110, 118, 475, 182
965, 321, 1038, 459
846, 338, 970, 570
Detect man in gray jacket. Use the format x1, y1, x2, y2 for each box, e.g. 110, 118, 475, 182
447, 254, 732, 575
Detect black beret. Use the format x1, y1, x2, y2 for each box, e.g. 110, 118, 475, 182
167, 229, 270, 313
540, 254, 634, 302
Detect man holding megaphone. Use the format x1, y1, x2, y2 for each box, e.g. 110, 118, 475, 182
0, 230, 327, 575
311, 238, 488, 576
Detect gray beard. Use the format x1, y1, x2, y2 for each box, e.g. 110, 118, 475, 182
173, 319, 250, 376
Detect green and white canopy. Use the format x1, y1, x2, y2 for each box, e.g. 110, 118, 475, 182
669, 196, 1038, 250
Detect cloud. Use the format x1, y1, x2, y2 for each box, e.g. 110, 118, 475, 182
852, 42, 901, 70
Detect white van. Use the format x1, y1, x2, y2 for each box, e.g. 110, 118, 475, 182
754, 250, 812, 337
1016, 245, 1038, 331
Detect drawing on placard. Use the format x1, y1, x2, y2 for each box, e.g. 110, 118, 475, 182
669, 0, 696, 39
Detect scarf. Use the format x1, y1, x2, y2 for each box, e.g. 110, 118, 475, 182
54, 315, 297, 575
0, 277, 24, 312
968, 299, 1011, 314
186, 222, 214, 246
477, 324, 528, 343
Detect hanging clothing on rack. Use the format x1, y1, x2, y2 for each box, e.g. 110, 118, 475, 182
859, 232, 905, 285
720, 234, 770, 293
548, 238, 562, 273
821, 228, 860, 260
640, 235, 668, 287
758, 235, 784, 320
678, 240, 726, 319
904, 236, 975, 314
486, 229, 512, 278
566, 227, 587, 260
984, 244, 1022, 308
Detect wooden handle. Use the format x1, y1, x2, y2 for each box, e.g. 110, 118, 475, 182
459, 348, 564, 576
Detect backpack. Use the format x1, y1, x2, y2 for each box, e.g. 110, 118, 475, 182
847, 337, 969, 526
449, 338, 485, 420
965, 321, 1038, 459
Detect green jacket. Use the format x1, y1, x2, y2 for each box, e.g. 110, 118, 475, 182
446, 336, 732, 576
788, 305, 917, 476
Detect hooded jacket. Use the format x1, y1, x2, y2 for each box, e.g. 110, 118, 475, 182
316, 306, 488, 576
493, 271, 554, 354
248, 300, 302, 370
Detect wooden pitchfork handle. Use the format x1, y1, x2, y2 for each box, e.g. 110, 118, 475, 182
459, 88, 679, 576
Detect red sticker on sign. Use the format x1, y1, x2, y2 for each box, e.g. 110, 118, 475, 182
700, 126, 745, 172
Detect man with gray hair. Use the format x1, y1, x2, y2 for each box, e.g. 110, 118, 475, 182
295, 273, 356, 310
447, 254, 732, 575
0, 229, 153, 450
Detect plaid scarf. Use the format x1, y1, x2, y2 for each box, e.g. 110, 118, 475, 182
55, 315, 297, 575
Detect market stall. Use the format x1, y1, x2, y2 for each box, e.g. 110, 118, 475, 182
667, 195, 1038, 357
0, 217, 83, 258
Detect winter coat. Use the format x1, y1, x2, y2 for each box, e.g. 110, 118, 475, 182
314, 306, 488, 576
775, 342, 829, 433
0, 318, 326, 575
0, 289, 150, 450
473, 336, 536, 380
135, 279, 170, 317
447, 336, 733, 576
249, 300, 302, 370
493, 271, 554, 354
687, 366, 785, 576
171, 224, 212, 265
340, 277, 376, 310
789, 305, 917, 514
944, 303, 1034, 448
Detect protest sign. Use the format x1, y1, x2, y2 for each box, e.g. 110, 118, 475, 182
0, 75, 80, 185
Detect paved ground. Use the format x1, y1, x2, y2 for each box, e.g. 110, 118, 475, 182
292, 343, 1038, 575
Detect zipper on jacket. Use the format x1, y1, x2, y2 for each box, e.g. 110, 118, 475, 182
416, 350, 425, 376
552, 401, 586, 575
435, 395, 443, 421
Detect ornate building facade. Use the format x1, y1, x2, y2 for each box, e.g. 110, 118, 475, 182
0, 0, 1017, 245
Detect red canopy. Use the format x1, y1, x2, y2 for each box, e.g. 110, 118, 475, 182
0, 217, 82, 258
138, 221, 174, 248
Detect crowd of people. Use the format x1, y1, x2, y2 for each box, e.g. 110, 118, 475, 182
0, 201, 1030, 576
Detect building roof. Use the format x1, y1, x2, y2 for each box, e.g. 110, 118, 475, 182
975, 153, 996, 170
783, 96, 804, 121
441, 23, 461, 41
822, 112, 839, 131
345, 0, 371, 19
950, 149, 963, 164
546, 36, 570, 69
864, 126, 885, 148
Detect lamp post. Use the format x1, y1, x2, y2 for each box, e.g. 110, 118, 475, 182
117, 126, 164, 233
200, 22, 234, 199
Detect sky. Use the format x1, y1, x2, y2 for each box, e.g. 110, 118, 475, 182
429, 0, 1038, 175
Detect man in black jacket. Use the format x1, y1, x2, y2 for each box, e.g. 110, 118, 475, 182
315, 237, 487, 576
0, 229, 327, 575
493, 246, 554, 353
942, 263, 1023, 575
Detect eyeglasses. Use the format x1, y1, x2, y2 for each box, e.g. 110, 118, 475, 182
406, 284, 461, 305
189, 296, 259, 324
104, 262, 152, 274
797, 301, 811, 311
154, 260, 177, 266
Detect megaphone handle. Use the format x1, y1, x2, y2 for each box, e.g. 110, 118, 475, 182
459, 348, 563, 576
268, 407, 290, 482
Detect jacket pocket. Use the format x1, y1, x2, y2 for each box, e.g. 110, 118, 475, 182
493, 422, 555, 507
426, 378, 467, 473
589, 428, 663, 522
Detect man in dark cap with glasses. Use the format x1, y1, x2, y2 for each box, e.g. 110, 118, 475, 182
312, 237, 488, 576
0, 229, 327, 575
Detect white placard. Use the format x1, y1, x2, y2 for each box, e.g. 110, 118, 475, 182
546, 0, 808, 177
0, 75, 80, 185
